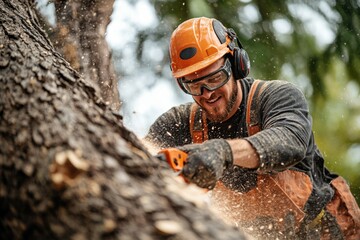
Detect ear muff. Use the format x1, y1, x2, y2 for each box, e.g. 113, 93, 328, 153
213, 20, 250, 80
232, 45, 250, 80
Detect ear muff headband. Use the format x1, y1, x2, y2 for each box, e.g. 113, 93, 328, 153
213, 20, 250, 80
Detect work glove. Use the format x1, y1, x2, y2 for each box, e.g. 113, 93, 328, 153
178, 139, 233, 189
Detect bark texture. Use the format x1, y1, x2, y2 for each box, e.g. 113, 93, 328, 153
52, 0, 120, 111
0, 0, 248, 239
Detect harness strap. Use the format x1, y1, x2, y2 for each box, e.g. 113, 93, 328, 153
189, 79, 267, 143
190, 103, 208, 143
246, 80, 268, 135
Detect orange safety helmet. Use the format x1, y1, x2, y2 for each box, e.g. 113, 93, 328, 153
169, 17, 234, 79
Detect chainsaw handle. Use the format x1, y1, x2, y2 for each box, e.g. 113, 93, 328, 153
157, 148, 188, 172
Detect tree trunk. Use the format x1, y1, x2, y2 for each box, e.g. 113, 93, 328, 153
52, 0, 121, 111
0, 0, 248, 239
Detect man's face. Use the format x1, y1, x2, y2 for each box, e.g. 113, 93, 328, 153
183, 58, 241, 122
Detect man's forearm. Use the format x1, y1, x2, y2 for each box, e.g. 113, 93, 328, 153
227, 139, 260, 169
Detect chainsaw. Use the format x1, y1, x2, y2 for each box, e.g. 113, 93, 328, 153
155, 148, 188, 173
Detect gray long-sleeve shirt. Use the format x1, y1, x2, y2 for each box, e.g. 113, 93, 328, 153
145, 77, 336, 219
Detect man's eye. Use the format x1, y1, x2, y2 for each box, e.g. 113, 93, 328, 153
189, 82, 201, 88
208, 75, 221, 83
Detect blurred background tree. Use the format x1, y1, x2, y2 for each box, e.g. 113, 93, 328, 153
37, 0, 360, 203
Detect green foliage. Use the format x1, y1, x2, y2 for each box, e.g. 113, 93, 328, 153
312, 58, 360, 201
148, 0, 360, 203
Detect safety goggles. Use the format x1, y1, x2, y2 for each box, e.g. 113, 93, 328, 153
178, 58, 232, 96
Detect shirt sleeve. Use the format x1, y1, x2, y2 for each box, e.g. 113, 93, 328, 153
144, 103, 192, 149
245, 80, 312, 173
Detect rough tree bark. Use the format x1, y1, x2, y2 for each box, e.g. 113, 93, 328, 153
0, 0, 249, 239
51, 0, 121, 111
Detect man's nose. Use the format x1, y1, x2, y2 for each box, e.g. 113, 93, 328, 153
201, 86, 215, 98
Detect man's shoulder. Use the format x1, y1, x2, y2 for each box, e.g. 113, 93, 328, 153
253, 80, 308, 110
154, 102, 193, 124
255, 79, 297, 87
145, 102, 193, 148
242, 78, 290, 91
166, 102, 193, 116
252, 79, 302, 95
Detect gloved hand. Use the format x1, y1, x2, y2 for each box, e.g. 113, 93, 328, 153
178, 139, 233, 189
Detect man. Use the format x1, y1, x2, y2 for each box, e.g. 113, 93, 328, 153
145, 17, 359, 239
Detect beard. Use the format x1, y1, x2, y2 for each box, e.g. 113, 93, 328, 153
196, 80, 239, 123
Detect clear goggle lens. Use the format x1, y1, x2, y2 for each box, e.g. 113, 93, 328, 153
178, 59, 232, 96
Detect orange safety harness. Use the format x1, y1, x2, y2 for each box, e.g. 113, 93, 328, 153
187, 79, 359, 237
188, 80, 360, 238
189, 80, 312, 230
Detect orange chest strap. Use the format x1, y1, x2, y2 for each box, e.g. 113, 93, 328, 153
189, 103, 208, 143
189, 80, 268, 143
246, 80, 268, 136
